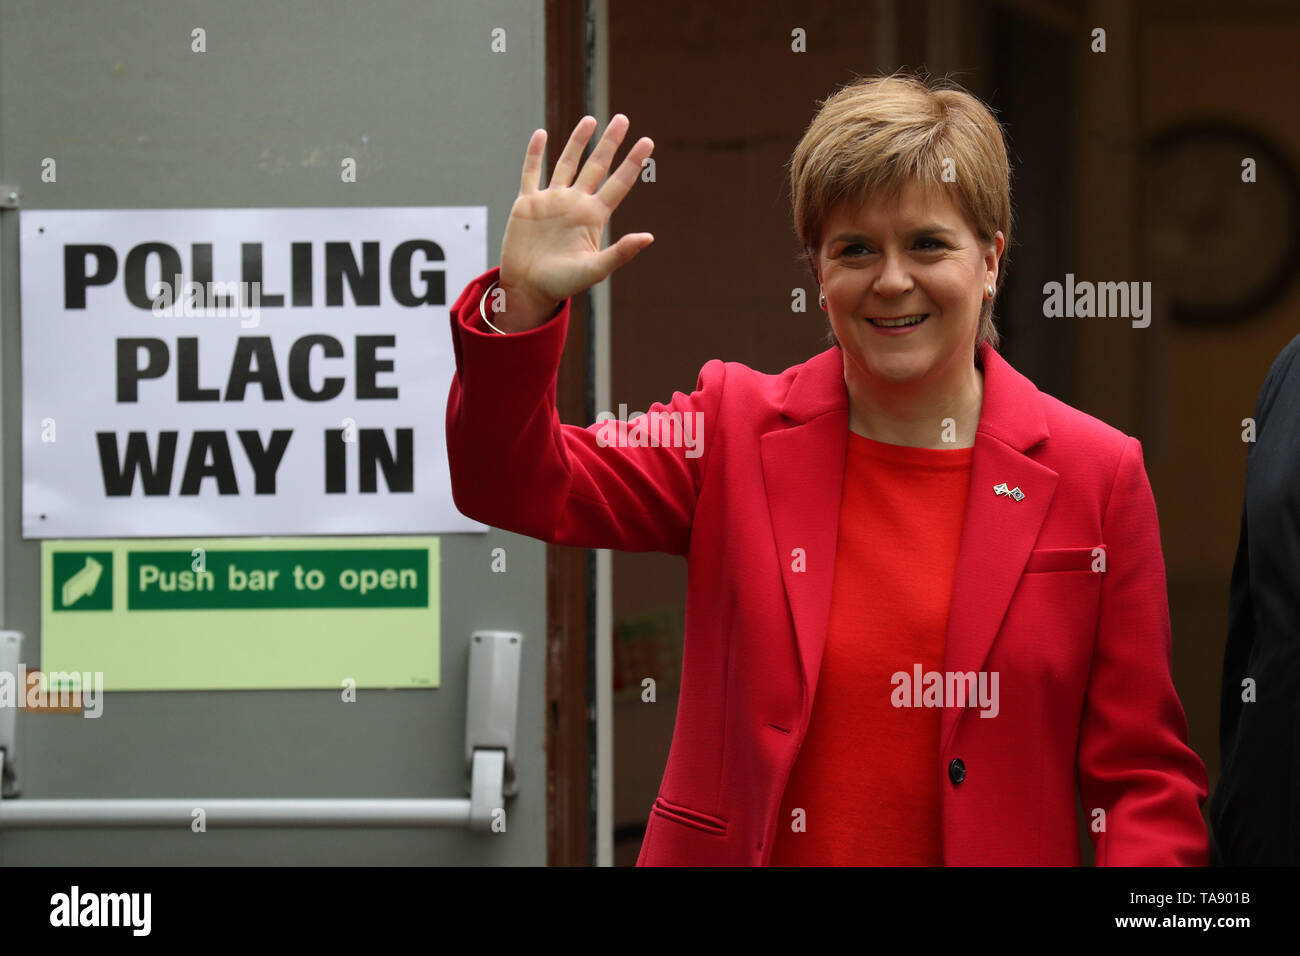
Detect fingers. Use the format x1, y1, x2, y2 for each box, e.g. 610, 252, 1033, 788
595, 135, 654, 211
574, 114, 630, 193
549, 115, 598, 189
590, 232, 654, 283
532, 113, 652, 206
519, 128, 547, 195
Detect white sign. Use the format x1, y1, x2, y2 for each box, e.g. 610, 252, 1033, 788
21, 207, 488, 537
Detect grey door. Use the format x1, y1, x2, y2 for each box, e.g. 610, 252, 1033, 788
0, 0, 551, 865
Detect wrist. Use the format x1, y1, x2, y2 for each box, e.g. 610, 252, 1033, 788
491, 281, 560, 333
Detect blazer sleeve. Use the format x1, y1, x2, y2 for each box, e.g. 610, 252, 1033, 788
445, 266, 723, 555
1076, 436, 1211, 866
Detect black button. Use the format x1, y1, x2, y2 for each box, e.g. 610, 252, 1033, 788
948, 758, 966, 784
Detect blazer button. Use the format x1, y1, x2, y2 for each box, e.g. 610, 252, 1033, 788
948, 758, 966, 785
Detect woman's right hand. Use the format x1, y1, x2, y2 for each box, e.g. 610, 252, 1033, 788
494, 113, 655, 332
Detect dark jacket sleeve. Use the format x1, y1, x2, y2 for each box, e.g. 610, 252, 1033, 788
1210, 333, 1300, 865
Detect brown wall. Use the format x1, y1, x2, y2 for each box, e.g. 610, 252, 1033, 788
1138, 1, 1300, 786
606, 1, 884, 862
603, 0, 1300, 863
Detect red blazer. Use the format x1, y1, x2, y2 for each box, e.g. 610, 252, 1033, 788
447, 266, 1210, 866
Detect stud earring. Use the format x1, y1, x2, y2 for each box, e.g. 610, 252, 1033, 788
819, 291, 826, 309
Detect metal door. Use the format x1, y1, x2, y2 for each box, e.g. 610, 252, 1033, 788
0, 0, 551, 866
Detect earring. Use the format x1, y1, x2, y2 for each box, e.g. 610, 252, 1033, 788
819, 290, 826, 309
985, 284, 994, 299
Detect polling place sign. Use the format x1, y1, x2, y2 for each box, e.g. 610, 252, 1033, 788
20, 207, 487, 537
41, 537, 440, 691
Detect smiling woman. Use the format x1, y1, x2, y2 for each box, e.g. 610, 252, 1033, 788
814, 182, 1000, 448
790, 74, 1013, 349
789, 74, 1012, 449
444, 70, 1210, 867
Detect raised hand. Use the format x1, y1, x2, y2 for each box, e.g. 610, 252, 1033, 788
495, 114, 655, 332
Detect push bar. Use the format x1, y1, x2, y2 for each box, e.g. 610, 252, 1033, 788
0, 630, 520, 832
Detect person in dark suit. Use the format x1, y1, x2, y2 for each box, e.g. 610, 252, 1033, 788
447, 72, 1209, 865
1211, 332, 1300, 865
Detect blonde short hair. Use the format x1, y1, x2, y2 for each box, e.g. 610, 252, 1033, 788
788, 71, 1013, 353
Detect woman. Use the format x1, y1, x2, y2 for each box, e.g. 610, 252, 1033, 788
446, 73, 1210, 866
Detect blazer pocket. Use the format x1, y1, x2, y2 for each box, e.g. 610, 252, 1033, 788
651, 795, 728, 836
1023, 546, 1104, 574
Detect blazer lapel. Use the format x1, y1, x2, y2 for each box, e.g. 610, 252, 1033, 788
760, 350, 848, 720
939, 343, 1056, 753
759, 342, 1057, 750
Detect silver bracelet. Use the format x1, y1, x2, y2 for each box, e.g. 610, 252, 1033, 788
478, 279, 507, 335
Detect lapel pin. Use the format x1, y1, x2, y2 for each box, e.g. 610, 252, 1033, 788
993, 482, 1025, 501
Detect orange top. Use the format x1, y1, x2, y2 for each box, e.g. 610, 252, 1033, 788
768, 431, 974, 865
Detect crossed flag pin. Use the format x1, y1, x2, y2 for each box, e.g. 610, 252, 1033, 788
993, 482, 1025, 501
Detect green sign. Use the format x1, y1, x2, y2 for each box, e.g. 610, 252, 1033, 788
42, 537, 440, 691
52, 551, 114, 610
127, 549, 429, 609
